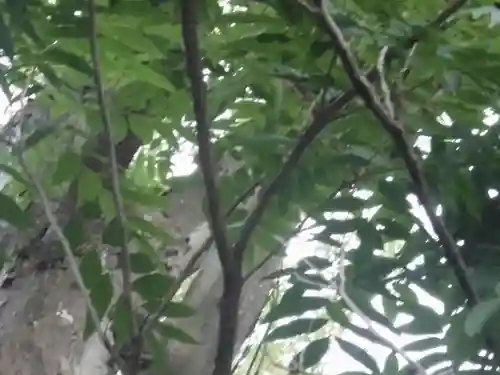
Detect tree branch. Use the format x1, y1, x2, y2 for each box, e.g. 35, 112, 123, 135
316, 0, 498, 355
180, 2, 237, 375
180, 0, 230, 276
2, 69, 129, 372
179, 1, 469, 373
87, 0, 137, 339
233, 0, 469, 264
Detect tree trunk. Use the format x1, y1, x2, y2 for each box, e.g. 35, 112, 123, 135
0, 105, 283, 375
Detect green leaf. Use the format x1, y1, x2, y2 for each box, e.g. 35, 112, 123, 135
207, 71, 249, 121
464, 298, 500, 337
81, 249, 113, 339
98, 189, 116, 221
23, 126, 56, 150
400, 353, 448, 373
342, 287, 399, 334
128, 216, 172, 243
63, 215, 86, 249
295, 337, 330, 369
128, 62, 175, 92
443, 70, 462, 94
357, 220, 384, 250
324, 218, 360, 235
264, 295, 328, 322
0, 192, 30, 228
77, 169, 103, 203
163, 301, 196, 318
102, 217, 126, 247
52, 151, 83, 185
383, 353, 399, 375
326, 302, 351, 326
145, 331, 169, 373
0, 14, 14, 58
129, 252, 156, 274
265, 318, 328, 342
336, 337, 380, 374
402, 337, 443, 352
111, 294, 135, 346
0, 164, 29, 187
128, 116, 157, 144
133, 273, 174, 303
156, 322, 198, 344
45, 48, 93, 76
326, 196, 367, 212
88, 274, 113, 321
396, 296, 443, 335
79, 249, 104, 289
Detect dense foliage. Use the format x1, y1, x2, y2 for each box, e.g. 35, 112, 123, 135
1, 0, 500, 374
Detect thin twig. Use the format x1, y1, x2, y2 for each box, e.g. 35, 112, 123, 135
19, 156, 117, 351
376, 46, 395, 119
87, 0, 137, 336
5, 69, 123, 369
180, 2, 237, 375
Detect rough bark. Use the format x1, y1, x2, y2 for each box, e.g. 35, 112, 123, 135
0, 106, 283, 375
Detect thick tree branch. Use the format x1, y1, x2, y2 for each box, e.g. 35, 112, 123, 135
233, 0, 469, 264
316, 0, 492, 351
87, 0, 137, 341
180, 2, 237, 375
176, 1, 469, 373
180, 0, 230, 274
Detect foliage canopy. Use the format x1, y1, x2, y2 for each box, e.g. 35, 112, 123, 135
1, 0, 500, 374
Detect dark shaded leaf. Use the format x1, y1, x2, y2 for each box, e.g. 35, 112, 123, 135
164, 301, 196, 318
102, 217, 126, 247
45, 48, 93, 76
111, 295, 135, 346
402, 337, 444, 352
336, 337, 380, 374
0, 164, 29, 186
0, 192, 30, 228
465, 298, 500, 337
129, 252, 156, 274
64, 215, 85, 249
133, 273, 173, 303
156, 322, 197, 344
0, 14, 14, 58
383, 353, 399, 375
264, 295, 329, 322
326, 196, 367, 212
295, 337, 330, 369
265, 318, 328, 342
52, 151, 83, 185
23, 126, 56, 150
